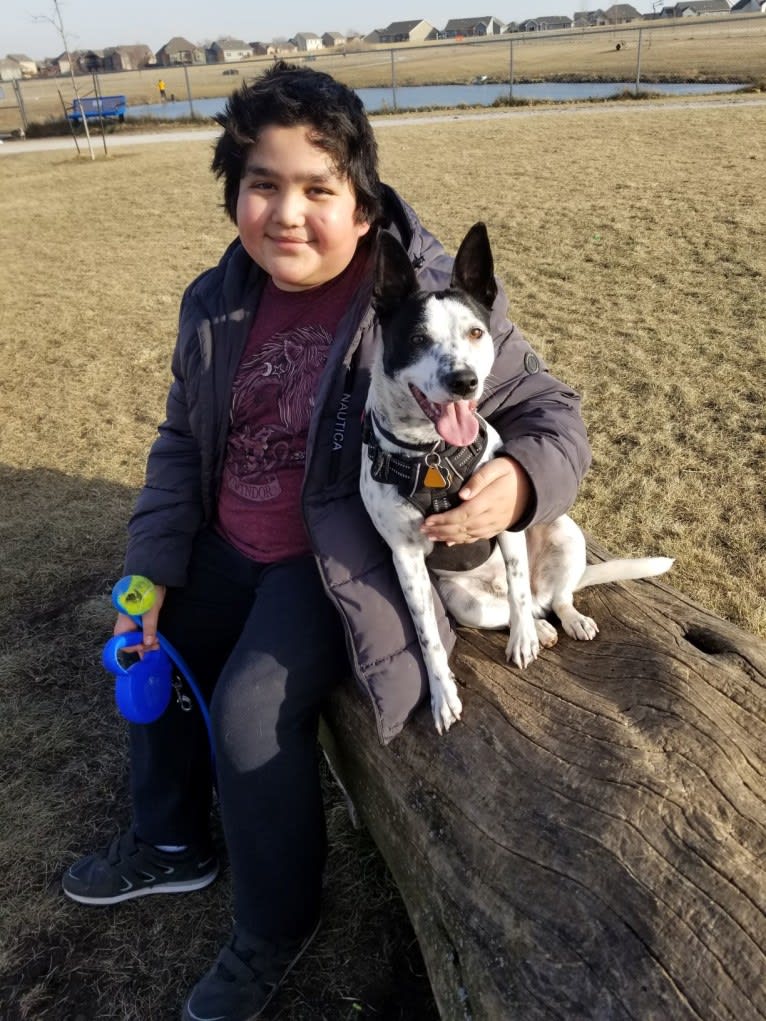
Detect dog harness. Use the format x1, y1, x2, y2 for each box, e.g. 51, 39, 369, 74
362, 411, 495, 570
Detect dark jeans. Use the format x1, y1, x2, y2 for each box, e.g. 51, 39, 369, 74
129, 528, 347, 939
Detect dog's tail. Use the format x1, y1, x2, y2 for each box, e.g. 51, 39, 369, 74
575, 557, 674, 592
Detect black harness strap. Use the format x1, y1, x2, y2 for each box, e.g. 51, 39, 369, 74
362, 412, 489, 514
362, 411, 496, 570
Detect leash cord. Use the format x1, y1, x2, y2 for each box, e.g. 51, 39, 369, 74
156, 632, 216, 772
121, 616, 217, 773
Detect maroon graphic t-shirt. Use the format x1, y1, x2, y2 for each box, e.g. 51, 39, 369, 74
216, 252, 367, 562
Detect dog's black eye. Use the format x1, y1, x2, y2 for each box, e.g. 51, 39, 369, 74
411, 333, 426, 345
468, 327, 484, 340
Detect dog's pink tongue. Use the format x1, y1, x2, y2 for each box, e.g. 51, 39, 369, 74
436, 401, 479, 446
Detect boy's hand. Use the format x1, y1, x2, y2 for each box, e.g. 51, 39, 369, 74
421, 458, 531, 546
113, 584, 167, 653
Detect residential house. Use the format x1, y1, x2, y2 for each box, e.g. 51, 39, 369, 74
604, 4, 644, 22
364, 28, 383, 43
731, 0, 766, 11
103, 45, 155, 71
77, 50, 105, 73
50, 51, 72, 75
36, 59, 61, 76
322, 32, 346, 46
6, 53, 38, 77
573, 9, 608, 26
292, 32, 323, 51
210, 38, 252, 62
443, 16, 505, 36
0, 58, 22, 82
156, 37, 206, 66
377, 20, 438, 42
518, 15, 573, 30
250, 42, 277, 55
673, 0, 731, 12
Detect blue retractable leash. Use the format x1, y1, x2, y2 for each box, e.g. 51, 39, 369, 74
102, 575, 215, 769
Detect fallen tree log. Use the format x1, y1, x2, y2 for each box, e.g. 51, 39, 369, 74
321, 547, 766, 1021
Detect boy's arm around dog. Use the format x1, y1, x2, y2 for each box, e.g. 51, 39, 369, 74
476, 281, 592, 531
420, 455, 532, 547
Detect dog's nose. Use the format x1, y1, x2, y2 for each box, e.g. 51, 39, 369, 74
444, 368, 479, 397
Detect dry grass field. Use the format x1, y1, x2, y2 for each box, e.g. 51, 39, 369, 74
0, 98, 764, 1018
3, 15, 766, 134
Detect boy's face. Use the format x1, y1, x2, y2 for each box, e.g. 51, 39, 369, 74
236, 124, 371, 291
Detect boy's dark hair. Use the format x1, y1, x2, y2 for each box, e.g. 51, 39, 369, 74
212, 61, 382, 226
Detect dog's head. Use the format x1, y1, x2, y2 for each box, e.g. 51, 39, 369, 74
372, 222, 498, 447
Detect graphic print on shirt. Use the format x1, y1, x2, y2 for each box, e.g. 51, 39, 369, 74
222, 326, 333, 503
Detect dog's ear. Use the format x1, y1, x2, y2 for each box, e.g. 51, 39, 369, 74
373, 230, 419, 317
451, 222, 498, 311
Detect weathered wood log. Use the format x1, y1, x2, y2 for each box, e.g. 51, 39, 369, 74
321, 545, 766, 1021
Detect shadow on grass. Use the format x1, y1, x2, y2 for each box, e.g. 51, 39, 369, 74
0, 465, 437, 1020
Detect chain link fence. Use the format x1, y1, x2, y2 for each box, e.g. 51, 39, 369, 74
2, 14, 764, 137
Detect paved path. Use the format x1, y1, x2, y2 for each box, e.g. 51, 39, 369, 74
2, 94, 764, 156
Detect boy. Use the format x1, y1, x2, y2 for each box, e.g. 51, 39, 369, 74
62, 63, 591, 1020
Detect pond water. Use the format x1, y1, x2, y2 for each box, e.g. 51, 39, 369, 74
127, 80, 743, 120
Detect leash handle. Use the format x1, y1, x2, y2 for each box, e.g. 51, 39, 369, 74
106, 577, 216, 769
102, 633, 173, 724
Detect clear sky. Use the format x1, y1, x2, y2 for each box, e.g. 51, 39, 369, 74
6, 0, 649, 60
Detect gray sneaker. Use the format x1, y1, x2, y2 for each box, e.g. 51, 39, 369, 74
62, 828, 219, 905
182, 918, 321, 1021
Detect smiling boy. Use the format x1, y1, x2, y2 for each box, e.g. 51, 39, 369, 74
62, 63, 590, 1020
237, 124, 371, 290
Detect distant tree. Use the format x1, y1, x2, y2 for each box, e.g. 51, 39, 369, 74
33, 0, 96, 159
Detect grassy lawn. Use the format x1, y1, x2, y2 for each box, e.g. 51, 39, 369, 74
0, 99, 764, 1018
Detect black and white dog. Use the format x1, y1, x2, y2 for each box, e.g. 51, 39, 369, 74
361, 223, 673, 734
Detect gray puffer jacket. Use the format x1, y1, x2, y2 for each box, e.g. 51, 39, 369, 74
125, 185, 591, 742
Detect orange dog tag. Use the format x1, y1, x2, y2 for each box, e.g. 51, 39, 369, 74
424, 463, 448, 488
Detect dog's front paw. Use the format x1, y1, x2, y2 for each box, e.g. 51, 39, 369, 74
431, 675, 462, 735
535, 618, 558, 648
559, 607, 599, 641
506, 619, 540, 669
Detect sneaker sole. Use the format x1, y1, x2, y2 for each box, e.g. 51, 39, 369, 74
182, 916, 321, 1021
63, 864, 219, 905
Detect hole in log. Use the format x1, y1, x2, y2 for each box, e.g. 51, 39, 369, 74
683, 624, 737, 655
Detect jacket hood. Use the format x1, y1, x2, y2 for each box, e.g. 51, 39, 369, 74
378, 183, 452, 279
